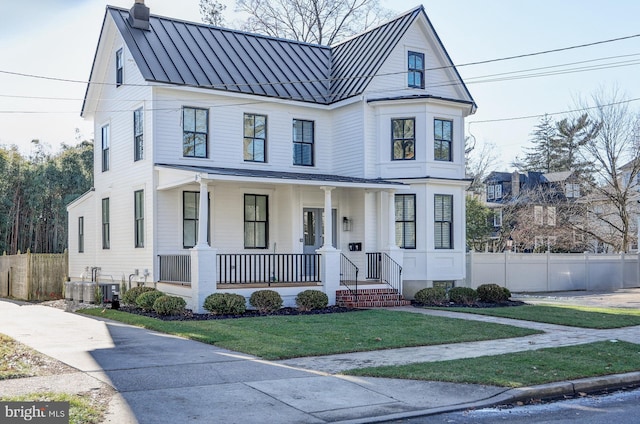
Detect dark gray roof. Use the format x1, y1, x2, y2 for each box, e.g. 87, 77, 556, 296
97, 5, 474, 107
156, 163, 405, 186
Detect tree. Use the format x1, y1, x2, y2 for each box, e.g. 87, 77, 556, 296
232, 0, 394, 45
199, 0, 226, 26
578, 87, 640, 252
555, 114, 599, 180
465, 196, 494, 251
514, 114, 561, 173
465, 138, 499, 197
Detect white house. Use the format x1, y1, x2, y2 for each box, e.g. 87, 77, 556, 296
67, 0, 476, 312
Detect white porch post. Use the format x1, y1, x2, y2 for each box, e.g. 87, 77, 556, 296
383, 189, 403, 293
318, 186, 340, 305
190, 175, 217, 313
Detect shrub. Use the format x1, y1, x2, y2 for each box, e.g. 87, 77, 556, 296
502, 286, 512, 300
477, 283, 510, 303
203, 293, 247, 315
295, 290, 328, 311
136, 290, 165, 311
153, 295, 186, 315
414, 287, 447, 305
249, 290, 283, 313
122, 286, 156, 306
448, 287, 477, 305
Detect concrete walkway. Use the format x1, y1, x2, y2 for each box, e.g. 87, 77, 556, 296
1, 292, 640, 424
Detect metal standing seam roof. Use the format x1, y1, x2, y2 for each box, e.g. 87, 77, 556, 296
102, 5, 474, 107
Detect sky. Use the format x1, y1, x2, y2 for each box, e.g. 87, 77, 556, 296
1, 0, 639, 170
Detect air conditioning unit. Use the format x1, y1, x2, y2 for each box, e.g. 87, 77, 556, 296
98, 283, 119, 303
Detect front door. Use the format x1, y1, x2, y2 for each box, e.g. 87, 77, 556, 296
303, 208, 337, 276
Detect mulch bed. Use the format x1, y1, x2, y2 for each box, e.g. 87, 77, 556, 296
413, 300, 527, 308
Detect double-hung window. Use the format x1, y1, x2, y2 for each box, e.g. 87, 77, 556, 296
434, 194, 453, 249
183, 191, 209, 248
102, 198, 110, 249
395, 194, 416, 249
292, 119, 314, 166
434, 119, 452, 161
408, 51, 424, 88
101, 124, 110, 172
183, 107, 208, 158
134, 190, 144, 248
116, 49, 123, 86
78, 217, 84, 253
134, 108, 143, 161
244, 194, 268, 249
392, 118, 415, 160
244, 113, 266, 162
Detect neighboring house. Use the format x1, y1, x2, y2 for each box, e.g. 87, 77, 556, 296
483, 170, 585, 252
67, 1, 476, 312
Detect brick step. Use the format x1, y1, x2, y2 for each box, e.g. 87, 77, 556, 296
336, 289, 400, 296
338, 299, 412, 308
336, 288, 410, 308
336, 294, 405, 302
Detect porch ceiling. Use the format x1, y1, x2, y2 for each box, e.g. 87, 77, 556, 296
155, 163, 407, 190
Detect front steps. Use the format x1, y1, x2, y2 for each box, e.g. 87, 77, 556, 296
336, 288, 411, 308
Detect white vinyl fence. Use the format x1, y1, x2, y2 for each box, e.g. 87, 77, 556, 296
465, 251, 640, 292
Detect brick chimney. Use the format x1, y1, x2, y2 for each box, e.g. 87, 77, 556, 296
129, 0, 150, 30
511, 171, 520, 197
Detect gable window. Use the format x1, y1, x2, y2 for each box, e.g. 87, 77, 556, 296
293, 119, 314, 166
408, 51, 424, 89
183, 107, 208, 158
134, 108, 144, 161
565, 183, 580, 198
102, 198, 110, 249
487, 185, 495, 200
495, 184, 502, 199
392, 118, 415, 160
116, 49, 123, 86
244, 194, 268, 249
244, 113, 266, 162
434, 194, 453, 249
101, 124, 110, 172
183, 191, 210, 248
134, 190, 144, 248
78, 217, 84, 253
395, 194, 416, 249
434, 119, 452, 161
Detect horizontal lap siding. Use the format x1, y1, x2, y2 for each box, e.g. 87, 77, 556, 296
331, 103, 364, 177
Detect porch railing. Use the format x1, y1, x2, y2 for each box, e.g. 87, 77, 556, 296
367, 252, 403, 296
340, 253, 359, 299
158, 254, 191, 283
218, 253, 321, 284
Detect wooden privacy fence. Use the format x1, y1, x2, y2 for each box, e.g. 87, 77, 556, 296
466, 251, 640, 292
0, 250, 68, 301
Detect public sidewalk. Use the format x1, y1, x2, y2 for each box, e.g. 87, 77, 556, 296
1, 294, 640, 424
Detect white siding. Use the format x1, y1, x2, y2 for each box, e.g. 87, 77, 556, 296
67, 192, 96, 280
331, 102, 364, 177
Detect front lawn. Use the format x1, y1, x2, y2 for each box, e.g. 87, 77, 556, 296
442, 304, 640, 328
345, 340, 640, 387
79, 308, 540, 360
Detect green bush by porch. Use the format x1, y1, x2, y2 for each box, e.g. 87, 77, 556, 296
79, 309, 540, 360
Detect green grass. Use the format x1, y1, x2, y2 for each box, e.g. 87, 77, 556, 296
441, 304, 640, 328
0, 392, 104, 424
79, 308, 541, 360
345, 340, 640, 387
1, 334, 37, 380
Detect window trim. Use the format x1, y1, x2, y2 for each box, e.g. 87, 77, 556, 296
182, 107, 209, 158
102, 198, 110, 250
244, 194, 269, 249
78, 216, 84, 253
292, 119, 314, 166
395, 194, 416, 249
408, 51, 425, 89
243, 113, 267, 163
134, 190, 144, 248
434, 118, 453, 162
391, 118, 416, 161
434, 194, 453, 249
116, 48, 123, 87
134, 108, 144, 161
101, 124, 110, 172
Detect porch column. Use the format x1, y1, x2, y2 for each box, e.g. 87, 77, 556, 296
386, 189, 400, 251
196, 177, 210, 248
320, 186, 336, 250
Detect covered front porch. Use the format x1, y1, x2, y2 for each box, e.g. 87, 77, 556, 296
153, 164, 407, 312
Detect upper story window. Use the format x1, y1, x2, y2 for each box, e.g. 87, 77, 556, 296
408, 51, 424, 89
493, 210, 503, 227
395, 194, 416, 249
116, 49, 123, 87
293, 119, 314, 166
565, 183, 580, 198
495, 184, 502, 199
487, 184, 495, 200
392, 118, 415, 160
183, 107, 208, 158
434, 119, 452, 161
244, 113, 266, 162
101, 124, 110, 172
434, 194, 453, 249
134, 108, 144, 161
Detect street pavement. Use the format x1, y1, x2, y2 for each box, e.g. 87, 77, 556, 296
1, 289, 640, 424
